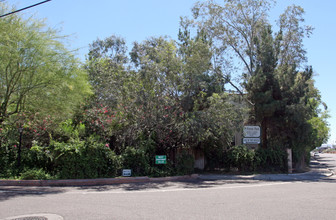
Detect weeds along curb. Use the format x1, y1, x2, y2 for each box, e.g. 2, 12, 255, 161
0, 174, 199, 187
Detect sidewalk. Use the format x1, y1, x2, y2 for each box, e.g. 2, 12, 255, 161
199, 158, 334, 181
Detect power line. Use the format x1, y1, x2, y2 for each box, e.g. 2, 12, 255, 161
0, 0, 52, 18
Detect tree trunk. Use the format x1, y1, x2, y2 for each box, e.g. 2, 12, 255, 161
261, 119, 267, 149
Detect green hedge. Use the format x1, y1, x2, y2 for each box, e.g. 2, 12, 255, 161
50, 138, 119, 179
119, 146, 150, 176
227, 145, 255, 172
205, 145, 288, 173
255, 147, 287, 172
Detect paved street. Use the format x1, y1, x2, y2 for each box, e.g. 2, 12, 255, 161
1, 154, 336, 220
314, 153, 336, 174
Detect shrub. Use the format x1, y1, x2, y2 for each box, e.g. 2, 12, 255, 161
227, 145, 255, 172
254, 147, 287, 172
119, 146, 150, 176
19, 168, 53, 180
0, 145, 17, 178
51, 137, 119, 179
204, 147, 229, 171
176, 151, 195, 175
149, 164, 175, 177
21, 145, 53, 172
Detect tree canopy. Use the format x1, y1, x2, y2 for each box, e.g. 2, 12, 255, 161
0, 4, 91, 126
0, 0, 330, 178
188, 0, 329, 162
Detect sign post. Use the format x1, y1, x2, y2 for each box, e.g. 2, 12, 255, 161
155, 155, 167, 164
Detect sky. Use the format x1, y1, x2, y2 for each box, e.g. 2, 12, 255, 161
5, 0, 336, 145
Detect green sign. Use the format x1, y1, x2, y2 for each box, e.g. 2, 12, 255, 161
155, 155, 167, 164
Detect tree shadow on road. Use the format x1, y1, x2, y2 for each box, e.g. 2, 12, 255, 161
78, 181, 173, 192
76, 178, 260, 193
0, 186, 65, 202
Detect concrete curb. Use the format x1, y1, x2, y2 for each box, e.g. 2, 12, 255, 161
0, 174, 199, 187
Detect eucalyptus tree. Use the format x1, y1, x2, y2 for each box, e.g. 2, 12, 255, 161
188, 0, 328, 158
190, 0, 275, 96
86, 35, 129, 106
190, 0, 313, 100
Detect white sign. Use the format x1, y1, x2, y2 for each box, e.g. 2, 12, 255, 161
243, 138, 261, 144
243, 126, 261, 137
122, 169, 132, 177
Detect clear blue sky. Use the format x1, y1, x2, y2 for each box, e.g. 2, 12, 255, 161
8, 0, 336, 145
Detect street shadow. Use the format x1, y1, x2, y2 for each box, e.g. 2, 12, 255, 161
78, 181, 173, 192
178, 179, 259, 189
76, 178, 259, 193
0, 186, 65, 202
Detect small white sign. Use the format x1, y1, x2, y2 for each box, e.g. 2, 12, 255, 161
243, 138, 261, 144
122, 169, 132, 177
243, 126, 261, 138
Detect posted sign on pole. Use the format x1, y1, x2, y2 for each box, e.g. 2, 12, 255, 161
155, 155, 167, 164
243, 138, 261, 144
243, 126, 261, 138
243, 126, 261, 144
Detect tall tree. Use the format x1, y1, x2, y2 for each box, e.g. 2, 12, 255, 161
189, 0, 329, 159
191, 0, 274, 96
245, 25, 281, 148
86, 35, 129, 106
0, 4, 91, 126
85, 34, 243, 157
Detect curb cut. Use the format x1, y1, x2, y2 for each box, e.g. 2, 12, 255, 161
0, 174, 199, 187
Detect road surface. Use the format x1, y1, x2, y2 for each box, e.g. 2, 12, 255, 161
1, 154, 335, 220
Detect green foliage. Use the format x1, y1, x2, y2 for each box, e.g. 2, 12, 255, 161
0, 3, 91, 126
0, 145, 17, 178
1, 0, 326, 179
20, 145, 53, 172
19, 168, 53, 180
57, 119, 86, 142
119, 146, 150, 176
51, 138, 119, 179
176, 151, 195, 175
227, 145, 255, 172
149, 165, 175, 177
308, 111, 330, 148
204, 145, 288, 173
254, 147, 287, 172
85, 34, 243, 160
190, 0, 328, 165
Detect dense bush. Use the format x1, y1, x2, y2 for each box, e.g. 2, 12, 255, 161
119, 146, 150, 176
19, 168, 53, 180
255, 147, 288, 172
0, 146, 17, 178
51, 138, 119, 179
21, 145, 53, 172
204, 145, 288, 173
176, 151, 195, 175
227, 145, 255, 172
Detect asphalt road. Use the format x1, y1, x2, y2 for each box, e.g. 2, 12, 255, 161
314, 152, 336, 174
1, 154, 336, 220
